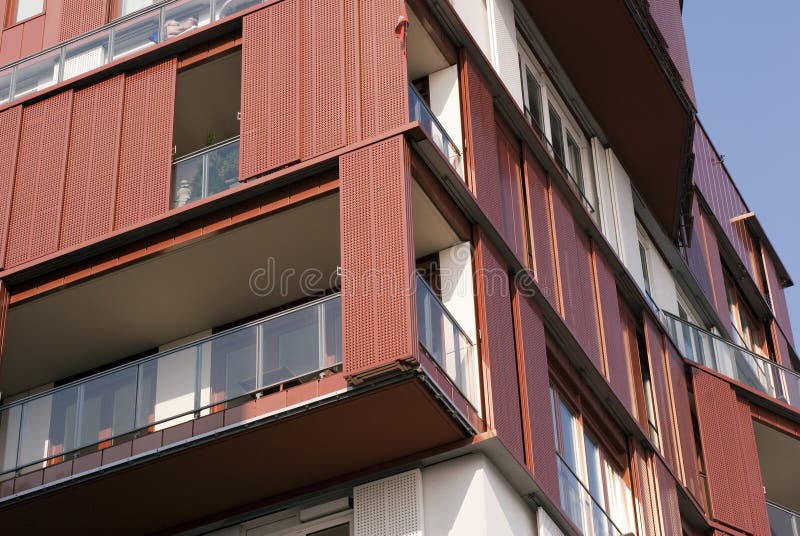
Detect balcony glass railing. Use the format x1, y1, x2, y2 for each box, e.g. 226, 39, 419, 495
172, 136, 240, 208
768, 501, 800, 536
557, 455, 624, 536
662, 312, 800, 409
408, 84, 464, 177
0, 0, 263, 106
415, 274, 479, 410
0, 294, 341, 477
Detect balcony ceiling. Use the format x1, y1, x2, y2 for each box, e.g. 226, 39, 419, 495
2, 194, 340, 397
520, 0, 693, 233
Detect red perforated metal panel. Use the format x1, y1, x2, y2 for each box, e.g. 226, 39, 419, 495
550, 187, 576, 327
0, 281, 8, 361
523, 148, 559, 309
357, 0, 408, 138
517, 295, 559, 503
647, 0, 695, 103
340, 136, 415, 375
0, 106, 22, 267
644, 317, 679, 473
478, 237, 525, 466
763, 250, 794, 347
576, 232, 602, 370
683, 195, 715, 306
594, 253, 635, 414
114, 59, 175, 230
59, 0, 107, 40
655, 457, 681, 536
240, 0, 300, 180
665, 344, 702, 502
699, 209, 730, 331
733, 396, 770, 536
495, 121, 526, 265
343, 0, 361, 144
634, 447, 660, 536
6, 92, 72, 268
300, 0, 346, 160
61, 75, 124, 249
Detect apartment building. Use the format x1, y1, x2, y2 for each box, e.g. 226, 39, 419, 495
0, 0, 795, 534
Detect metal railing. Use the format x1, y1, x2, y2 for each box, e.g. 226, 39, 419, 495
172, 136, 240, 208
661, 311, 800, 410
0, 294, 341, 476
415, 274, 479, 410
0, 0, 263, 106
556, 454, 626, 536
408, 84, 464, 177
768, 501, 800, 536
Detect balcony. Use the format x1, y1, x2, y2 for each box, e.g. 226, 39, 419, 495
557, 455, 628, 536
409, 84, 463, 177
171, 136, 240, 208
0, 294, 341, 477
0, 0, 262, 105
416, 274, 479, 410
662, 312, 800, 410
768, 502, 800, 536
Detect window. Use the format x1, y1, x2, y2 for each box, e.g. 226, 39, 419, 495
547, 104, 565, 165
566, 133, 585, 194
638, 241, 651, 297
621, 307, 660, 449
9, 0, 44, 24
521, 66, 542, 131
724, 274, 769, 357
243, 509, 352, 536
119, 0, 154, 18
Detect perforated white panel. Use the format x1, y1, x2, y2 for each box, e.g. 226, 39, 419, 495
488, 0, 522, 106
354, 470, 423, 536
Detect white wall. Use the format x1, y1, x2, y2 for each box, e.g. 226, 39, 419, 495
487, 0, 523, 106
451, 0, 491, 59
429, 65, 463, 154
537, 508, 566, 536
422, 453, 537, 535
438, 243, 477, 343
607, 149, 644, 288
154, 330, 211, 430
648, 238, 679, 315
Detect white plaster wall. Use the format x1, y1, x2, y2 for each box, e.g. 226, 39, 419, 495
438, 243, 477, 343
591, 138, 621, 259
537, 508, 566, 536
422, 453, 537, 535
428, 65, 463, 154
608, 149, 644, 289
451, 0, 491, 59
649, 242, 679, 315
487, 0, 523, 106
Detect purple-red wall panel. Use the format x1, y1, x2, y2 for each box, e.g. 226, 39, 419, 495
523, 148, 559, 310
478, 237, 525, 466
299, 0, 346, 160
114, 59, 175, 230
648, 0, 695, 102
240, 0, 300, 179
340, 136, 415, 375
0, 106, 22, 267
495, 122, 526, 265
60, 75, 124, 249
517, 294, 559, 502
6, 91, 72, 268
357, 0, 407, 138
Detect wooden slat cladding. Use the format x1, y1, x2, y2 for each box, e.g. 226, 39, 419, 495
6, 92, 73, 268
340, 135, 416, 377
114, 59, 176, 230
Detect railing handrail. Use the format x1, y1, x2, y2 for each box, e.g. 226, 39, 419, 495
415, 272, 473, 346
408, 83, 461, 158
172, 135, 240, 165
555, 452, 626, 536
767, 500, 800, 518
0, 292, 340, 412
662, 310, 800, 379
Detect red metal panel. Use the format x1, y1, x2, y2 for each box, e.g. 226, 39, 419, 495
644, 317, 679, 473
0, 106, 22, 267
683, 195, 715, 308
61, 75, 124, 249
654, 456, 681, 536
733, 396, 770, 536
523, 148, 559, 309
478, 237, 525, 466
59, 0, 107, 40
299, 0, 346, 161
763, 249, 794, 346
42, 0, 64, 48
634, 446, 660, 536
575, 232, 602, 370
594, 253, 635, 414
517, 294, 559, 503
6, 91, 72, 268
648, 0, 695, 102
666, 343, 702, 503
19, 15, 45, 57
0, 25, 24, 66
495, 121, 526, 264
0, 281, 8, 362
114, 59, 175, 230
340, 136, 415, 375
357, 0, 408, 138
550, 187, 576, 327
240, 0, 300, 180
343, 0, 360, 144
700, 208, 731, 332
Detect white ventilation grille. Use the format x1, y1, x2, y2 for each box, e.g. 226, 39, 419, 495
354, 470, 423, 536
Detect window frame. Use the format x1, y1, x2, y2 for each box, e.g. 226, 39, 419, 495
6, 0, 45, 27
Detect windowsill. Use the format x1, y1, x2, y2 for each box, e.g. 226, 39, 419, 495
4, 11, 46, 31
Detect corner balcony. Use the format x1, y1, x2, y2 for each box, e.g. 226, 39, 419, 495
171, 136, 240, 208
409, 84, 463, 177
662, 312, 800, 410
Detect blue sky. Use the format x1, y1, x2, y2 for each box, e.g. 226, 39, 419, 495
683, 1, 800, 334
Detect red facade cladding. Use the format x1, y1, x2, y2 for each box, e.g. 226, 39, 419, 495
575, 232, 602, 369
240, 0, 300, 180
340, 136, 415, 375
643, 317, 679, 473
343, 0, 361, 144
693, 369, 769, 535
763, 248, 794, 345
5, 91, 72, 269
634, 446, 660, 536
114, 59, 175, 230
593, 253, 636, 414
654, 456, 682, 536
647, 0, 695, 103
495, 121, 527, 265
60, 75, 124, 249
357, 0, 408, 139
0, 281, 8, 361
516, 293, 559, 502
683, 195, 715, 310
665, 343, 702, 503
476, 234, 525, 466
0, 106, 22, 266
58, 0, 107, 40
523, 147, 559, 310
695, 203, 730, 333
299, 0, 346, 160
462, 57, 502, 229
